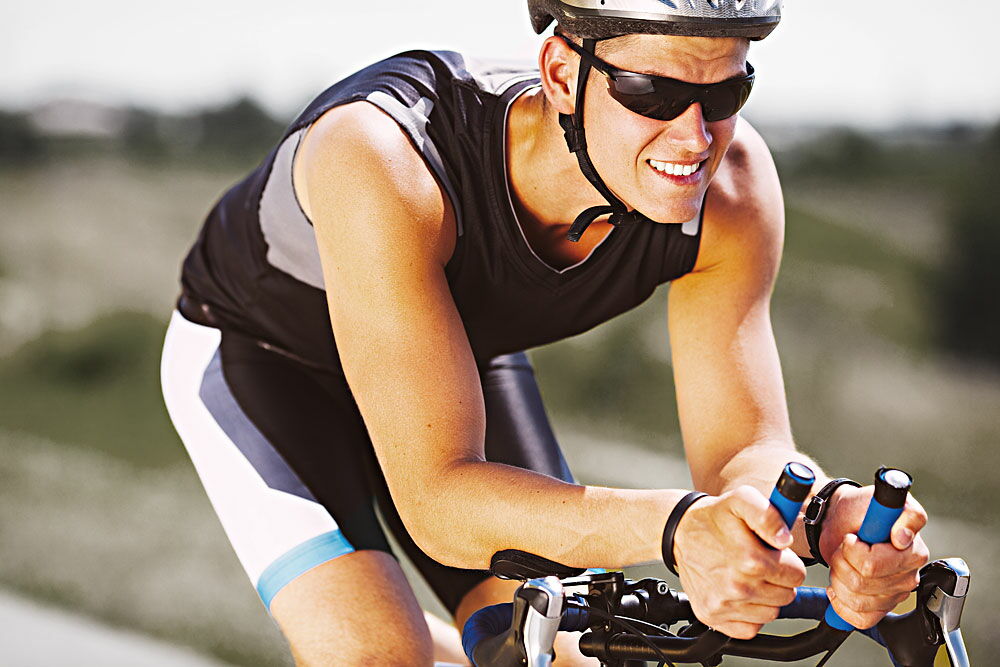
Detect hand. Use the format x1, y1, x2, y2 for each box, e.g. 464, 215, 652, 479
672, 486, 806, 640
820, 485, 930, 629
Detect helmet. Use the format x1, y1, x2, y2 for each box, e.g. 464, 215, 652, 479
528, 0, 782, 41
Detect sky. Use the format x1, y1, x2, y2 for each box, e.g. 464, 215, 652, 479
5, 0, 1000, 128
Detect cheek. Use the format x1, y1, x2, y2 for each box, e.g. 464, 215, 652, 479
708, 118, 738, 152
584, 90, 660, 173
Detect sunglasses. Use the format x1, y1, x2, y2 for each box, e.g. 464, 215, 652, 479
557, 34, 755, 123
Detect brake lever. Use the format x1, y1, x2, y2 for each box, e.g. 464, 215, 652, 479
923, 558, 971, 667
520, 577, 566, 666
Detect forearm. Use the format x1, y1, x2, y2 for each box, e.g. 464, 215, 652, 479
701, 438, 832, 559
399, 459, 688, 571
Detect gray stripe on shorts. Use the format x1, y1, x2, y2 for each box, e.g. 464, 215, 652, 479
199, 349, 317, 502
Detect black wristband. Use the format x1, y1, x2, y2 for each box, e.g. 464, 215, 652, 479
662, 492, 708, 576
803, 478, 862, 567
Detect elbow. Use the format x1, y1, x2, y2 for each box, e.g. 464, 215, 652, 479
392, 462, 491, 570
399, 505, 483, 570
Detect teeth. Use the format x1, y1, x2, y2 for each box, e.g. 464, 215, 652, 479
649, 159, 703, 177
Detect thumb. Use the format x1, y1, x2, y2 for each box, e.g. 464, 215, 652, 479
730, 486, 792, 550
891, 499, 927, 550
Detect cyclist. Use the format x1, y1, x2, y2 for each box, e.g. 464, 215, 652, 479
160, 1, 930, 664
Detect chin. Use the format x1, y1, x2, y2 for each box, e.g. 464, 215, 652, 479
637, 198, 703, 225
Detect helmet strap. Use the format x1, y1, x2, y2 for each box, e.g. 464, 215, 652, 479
558, 37, 644, 242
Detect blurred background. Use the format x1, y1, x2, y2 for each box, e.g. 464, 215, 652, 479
2, 1, 998, 665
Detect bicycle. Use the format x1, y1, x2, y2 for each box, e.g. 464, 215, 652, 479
462, 465, 971, 666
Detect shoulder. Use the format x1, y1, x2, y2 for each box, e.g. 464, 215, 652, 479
691, 118, 784, 278
293, 100, 456, 267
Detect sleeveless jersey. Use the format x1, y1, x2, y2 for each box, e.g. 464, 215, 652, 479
178, 49, 704, 372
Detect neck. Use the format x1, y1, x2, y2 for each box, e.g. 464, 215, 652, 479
505, 88, 612, 236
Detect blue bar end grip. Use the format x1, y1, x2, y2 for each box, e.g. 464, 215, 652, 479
769, 489, 806, 530
824, 467, 911, 632
857, 500, 904, 546
769, 462, 815, 529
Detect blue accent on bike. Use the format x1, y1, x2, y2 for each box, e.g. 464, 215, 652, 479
463, 603, 512, 663
779, 586, 829, 620
256, 530, 354, 609
825, 601, 857, 631
857, 499, 904, 545
782, 588, 888, 649
768, 462, 814, 539
769, 488, 804, 529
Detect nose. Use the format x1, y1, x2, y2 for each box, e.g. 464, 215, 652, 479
662, 102, 712, 155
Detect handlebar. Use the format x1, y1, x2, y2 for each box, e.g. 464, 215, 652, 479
464, 560, 970, 666
463, 465, 970, 666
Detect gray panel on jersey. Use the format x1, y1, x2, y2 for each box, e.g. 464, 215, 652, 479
199, 350, 317, 502
366, 91, 465, 236
258, 128, 327, 290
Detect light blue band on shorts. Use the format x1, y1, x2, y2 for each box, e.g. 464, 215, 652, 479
257, 530, 355, 609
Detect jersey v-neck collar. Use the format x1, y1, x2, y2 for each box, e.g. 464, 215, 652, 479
490, 81, 632, 287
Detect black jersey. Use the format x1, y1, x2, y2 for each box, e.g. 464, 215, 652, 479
178, 49, 703, 372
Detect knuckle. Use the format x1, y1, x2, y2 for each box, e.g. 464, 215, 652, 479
733, 485, 760, 505
740, 557, 766, 578
763, 606, 781, 624
727, 623, 760, 641
727, 580, 754, 601
858, 612, 883, 629
838, 568, 863, 592
785, 562, 807, 586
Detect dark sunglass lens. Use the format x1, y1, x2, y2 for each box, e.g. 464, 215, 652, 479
700, 81, 753, 122
607, 76, 690, 121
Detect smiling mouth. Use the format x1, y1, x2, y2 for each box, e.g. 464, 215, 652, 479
647, 159, 705, 177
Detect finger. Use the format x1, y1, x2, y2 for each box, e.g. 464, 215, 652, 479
833, 563, 921, 599
826, 588, 887, 630
761, 548, 807, 588
733, 602, 783, 626
729, 486, 793, 550
841, 534, 928, 579
891, 497, 928, 551
827, 587, 910, 615
714, 621, 764, 641
743, 581, 799, 608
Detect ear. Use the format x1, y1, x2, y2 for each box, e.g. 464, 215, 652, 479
537, 35, 579, 116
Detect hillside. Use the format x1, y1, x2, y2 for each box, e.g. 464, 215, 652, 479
0, 131, 996, 663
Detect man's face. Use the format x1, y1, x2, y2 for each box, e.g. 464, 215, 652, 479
579, 34, 750, 224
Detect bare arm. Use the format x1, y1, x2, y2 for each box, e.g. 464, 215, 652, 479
295, 101, 686, 571
668, 120, 928, 632
669, 120, 825, 533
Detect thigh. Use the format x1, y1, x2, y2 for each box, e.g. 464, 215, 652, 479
160, 311, 393, 612
376, 351, 576, 616
270, 550, 433, 666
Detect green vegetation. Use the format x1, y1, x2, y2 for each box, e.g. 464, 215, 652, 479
533, 291, 681, 452
2, 97, 285, 169
1, 109, 998, 663
0, 311, 183, 468
0, 110, 45, 164
938, 123, 1000, 367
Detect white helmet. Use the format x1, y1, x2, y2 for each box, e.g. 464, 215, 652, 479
528, 0, 782, 41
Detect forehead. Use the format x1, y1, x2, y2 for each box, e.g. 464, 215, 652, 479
601, 34, 749, 82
